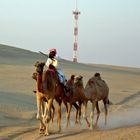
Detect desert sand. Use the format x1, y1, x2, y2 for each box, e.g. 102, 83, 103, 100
0, 45, 140, 140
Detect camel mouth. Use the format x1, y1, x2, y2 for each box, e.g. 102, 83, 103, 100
36, 68, 43, 74
32, 72, 37, 80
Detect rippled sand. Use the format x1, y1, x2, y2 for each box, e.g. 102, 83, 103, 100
0, 63, 140, 140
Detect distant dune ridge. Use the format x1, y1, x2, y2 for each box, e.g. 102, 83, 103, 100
0, 44, 47, 65
0, 44, 140, 140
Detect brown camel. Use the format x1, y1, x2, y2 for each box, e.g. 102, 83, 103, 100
34, 61, 66, 135
66, 75, 88, 127
32, 72, 55, 133
63, 75, 81, 125
83, 73, 109, 129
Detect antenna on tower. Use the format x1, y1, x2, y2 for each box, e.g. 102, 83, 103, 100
72, 0, 80, 62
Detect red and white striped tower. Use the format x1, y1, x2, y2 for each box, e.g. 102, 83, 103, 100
73, 0, 80, 62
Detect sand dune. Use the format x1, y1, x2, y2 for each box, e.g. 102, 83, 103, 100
0, 44, 140, 140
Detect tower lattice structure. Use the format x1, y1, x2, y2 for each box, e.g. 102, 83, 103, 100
73, 0, 80, 62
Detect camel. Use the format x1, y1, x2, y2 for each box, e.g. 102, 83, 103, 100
34, 61, 66, 135
83, 73, 109, 129
33, 68, 81, 129
32, 72, 55, 133
63, 75, 81, 125
66, 75, 88, 127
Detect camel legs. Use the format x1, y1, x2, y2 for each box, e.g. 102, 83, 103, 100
73, 103, 79, 124
78, 102, 82, 124
94, 102, 100, 127
42, 102, 55, 124
57, 102, 62, 132
36, 95, 46, 132
83, 101, 90, 128
51, 104, 55, 124
36, 95, 42, 119
66, 104, 72, 127
44, 98, 53, 136
90, 101, 96, 129
63, 101, 69, 125
64, 100, 80, 125
103, 100, 108, 125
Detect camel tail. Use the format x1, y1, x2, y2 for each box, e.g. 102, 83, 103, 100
33, 90, 37, 94
107, 99, 110, 105
107, 99, 114, 105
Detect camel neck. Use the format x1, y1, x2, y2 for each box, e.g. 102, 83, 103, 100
36, 73, 42, 92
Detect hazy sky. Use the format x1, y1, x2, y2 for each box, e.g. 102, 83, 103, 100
0, 0, 140, 68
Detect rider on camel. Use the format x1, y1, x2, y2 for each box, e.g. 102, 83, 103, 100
45, 48, 66, 86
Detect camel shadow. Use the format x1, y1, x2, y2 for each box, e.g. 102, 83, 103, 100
3, 127, 37, 140
47, 129, 88, 140
116, 91, 140, 105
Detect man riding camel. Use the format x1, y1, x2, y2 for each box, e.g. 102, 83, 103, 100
45, 48, 66, 86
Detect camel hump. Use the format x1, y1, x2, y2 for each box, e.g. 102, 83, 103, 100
91, 73, 109, 93
42, 69, 57, 92
92, 73, 106, 86
95, 78, 106, 87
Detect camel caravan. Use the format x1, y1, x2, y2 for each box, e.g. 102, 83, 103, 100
32, 60, 109, 136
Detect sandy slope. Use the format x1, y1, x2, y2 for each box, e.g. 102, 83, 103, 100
0, 45, 140, 140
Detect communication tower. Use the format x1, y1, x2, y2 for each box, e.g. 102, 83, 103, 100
73, 0, 80, 62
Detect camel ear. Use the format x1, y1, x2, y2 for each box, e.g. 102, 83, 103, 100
34, 61, 39, 67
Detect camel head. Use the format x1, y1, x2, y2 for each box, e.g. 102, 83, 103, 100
74, 75, 83, 87
75, 75, 83, 81
34, 61, 45, 74
94, 73, 100, 77
65, 75, 75, 92
70, 75, 75, 80
94, 72, 101, 80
